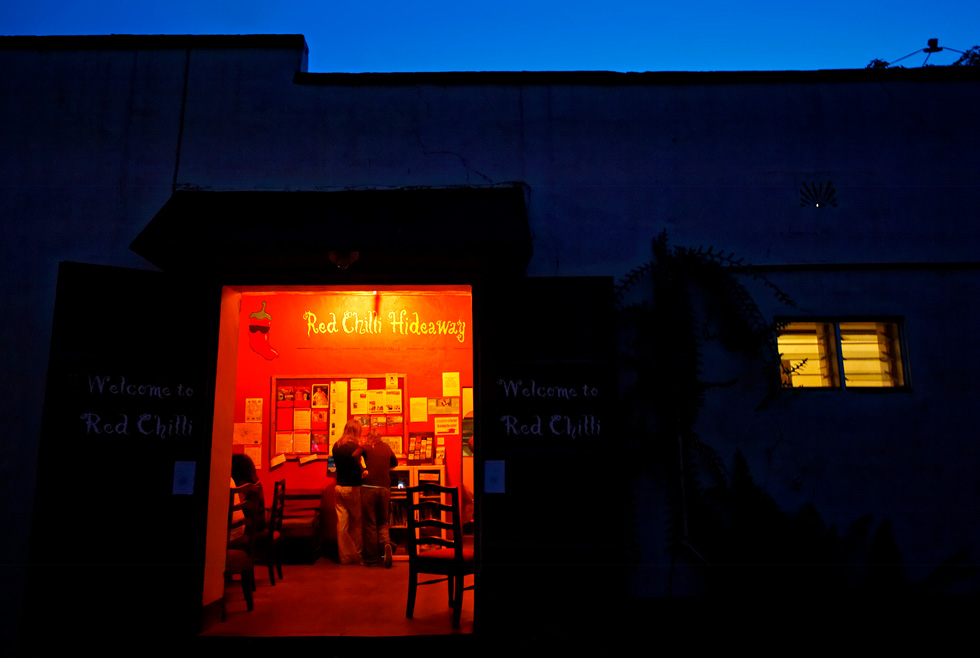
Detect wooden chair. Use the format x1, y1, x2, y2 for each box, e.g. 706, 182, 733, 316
256, 479, 286, 585
280, 487, 328, 564
405, 483, 474, 628
223, 482, 258, 621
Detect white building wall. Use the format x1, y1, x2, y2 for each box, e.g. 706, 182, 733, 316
2, 37, 979, 634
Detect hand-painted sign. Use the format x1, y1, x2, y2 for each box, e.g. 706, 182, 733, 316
76, 373, 200, 439
495, 377, 603, 439
303, 309, 467, 343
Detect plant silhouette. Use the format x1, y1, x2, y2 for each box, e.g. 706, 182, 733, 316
616, 231, 977, 599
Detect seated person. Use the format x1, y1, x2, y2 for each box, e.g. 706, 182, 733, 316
232, 453, 266, 533
229, 477, 245, 542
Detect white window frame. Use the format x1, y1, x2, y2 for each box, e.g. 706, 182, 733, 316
777, 318, 908, 390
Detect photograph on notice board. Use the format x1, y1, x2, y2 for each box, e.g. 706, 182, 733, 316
386, 415, 403, 435
311, 408, 328, 430
276, 385, 295, 405
312, 432, 330, 452
428, 397, 459, 414
312, 383, 330, 408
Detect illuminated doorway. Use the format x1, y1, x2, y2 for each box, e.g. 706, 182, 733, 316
203, 284, 475, 636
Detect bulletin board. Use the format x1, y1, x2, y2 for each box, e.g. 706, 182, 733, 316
270, 373, 408, 461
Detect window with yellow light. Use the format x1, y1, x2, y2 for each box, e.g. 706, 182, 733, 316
777, 320, 906, 389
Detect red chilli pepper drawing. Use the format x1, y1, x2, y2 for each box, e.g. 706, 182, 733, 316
248, 301, 279, 360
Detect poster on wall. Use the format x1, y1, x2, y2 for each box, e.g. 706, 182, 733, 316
434, 416, 460, 435
233, 423, 261, 445
410, 397, 427, 422
245, 398, 263, 423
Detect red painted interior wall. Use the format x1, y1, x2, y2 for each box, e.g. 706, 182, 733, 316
230, 286, 473, 506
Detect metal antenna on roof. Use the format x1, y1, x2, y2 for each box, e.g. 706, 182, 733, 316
886, 38, 967, 67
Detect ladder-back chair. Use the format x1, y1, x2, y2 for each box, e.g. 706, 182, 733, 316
258, 479, 286, 585
223, 482, 258, 621
405, 483, 474, 628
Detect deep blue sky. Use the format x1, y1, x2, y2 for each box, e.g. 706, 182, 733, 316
4, 1, 979, 73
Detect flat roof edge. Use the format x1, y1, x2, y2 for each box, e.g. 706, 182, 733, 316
294, 66, 980, 86
0, 34, 308, 52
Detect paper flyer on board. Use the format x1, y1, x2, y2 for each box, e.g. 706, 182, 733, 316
410, 397, 427, 422
330, 380, 349, 445
275, 432, 293, 454
442, 371, 460, 397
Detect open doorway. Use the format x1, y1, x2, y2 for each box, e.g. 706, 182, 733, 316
202, 284, 475, 636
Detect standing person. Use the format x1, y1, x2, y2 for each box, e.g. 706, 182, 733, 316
332, 419, 366, 565
361, 430, 398, 568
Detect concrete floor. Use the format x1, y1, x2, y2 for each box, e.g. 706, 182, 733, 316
202, 556, 474, 639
